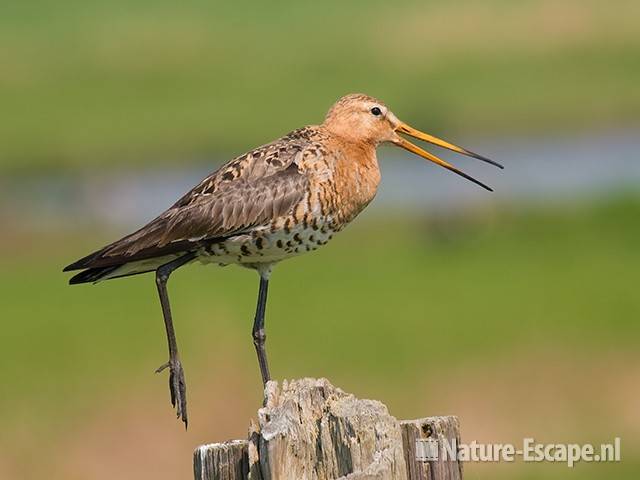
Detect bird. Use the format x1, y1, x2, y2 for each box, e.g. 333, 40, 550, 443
64, 93, 502, 427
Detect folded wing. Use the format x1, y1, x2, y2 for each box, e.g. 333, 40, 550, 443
64, 135, 311, 272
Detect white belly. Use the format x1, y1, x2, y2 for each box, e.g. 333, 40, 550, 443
197, 222, 337, 267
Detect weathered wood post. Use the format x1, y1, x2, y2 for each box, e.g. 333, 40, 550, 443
194, 378, 462, 480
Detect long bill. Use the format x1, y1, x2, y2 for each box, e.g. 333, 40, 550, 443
395, 123, 503, 169
392, 123, 502, 192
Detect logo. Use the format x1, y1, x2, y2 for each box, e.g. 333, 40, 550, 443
415, 437, 621, 467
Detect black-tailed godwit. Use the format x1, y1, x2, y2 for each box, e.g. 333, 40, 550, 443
64, 93, 502, 426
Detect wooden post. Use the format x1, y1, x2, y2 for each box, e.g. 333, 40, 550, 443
194, 378, 462, 480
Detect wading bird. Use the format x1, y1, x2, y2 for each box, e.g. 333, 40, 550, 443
64, 94, 502, 426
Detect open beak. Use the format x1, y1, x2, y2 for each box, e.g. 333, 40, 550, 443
392, 123, 503, 192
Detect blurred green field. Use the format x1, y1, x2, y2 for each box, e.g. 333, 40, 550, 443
2, 0, 640, 171
2, 0, 640, 477
1, 196, 639, 478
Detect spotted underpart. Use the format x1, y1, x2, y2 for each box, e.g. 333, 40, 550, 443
198, 218, 338, 267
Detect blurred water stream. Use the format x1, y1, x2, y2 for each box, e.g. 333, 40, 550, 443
2, 128, 638, 232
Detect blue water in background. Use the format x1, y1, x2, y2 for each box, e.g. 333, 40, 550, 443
2, 128, 639, 231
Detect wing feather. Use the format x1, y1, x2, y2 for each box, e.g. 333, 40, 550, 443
64, 132, 315, 272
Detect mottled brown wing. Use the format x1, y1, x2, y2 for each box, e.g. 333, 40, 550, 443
64, 132, 313, 271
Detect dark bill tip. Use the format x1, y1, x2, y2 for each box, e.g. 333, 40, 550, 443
465, 150, 504, 169
450, 168, 494, 192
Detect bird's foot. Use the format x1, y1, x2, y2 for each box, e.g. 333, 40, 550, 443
156, 359, 188, 427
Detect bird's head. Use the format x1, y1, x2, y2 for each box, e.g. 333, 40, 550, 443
323, 93, 502, 191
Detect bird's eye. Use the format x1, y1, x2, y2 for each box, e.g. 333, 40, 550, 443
370, 107, 382, 116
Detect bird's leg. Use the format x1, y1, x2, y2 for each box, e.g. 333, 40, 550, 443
154, 252, 195, 427
252, 273, 271, 385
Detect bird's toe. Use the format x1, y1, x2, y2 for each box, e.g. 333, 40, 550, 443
156, 359, 188, 426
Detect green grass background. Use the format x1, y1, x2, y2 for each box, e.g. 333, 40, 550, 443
1, 0, 639, 478
5, 197, 640, 409
1, 0, 640, 170
2, 198, 639, 478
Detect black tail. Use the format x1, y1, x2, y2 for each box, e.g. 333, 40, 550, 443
68, 264, 160, 284
64, 249, 106, 272
68, 266, 120, 284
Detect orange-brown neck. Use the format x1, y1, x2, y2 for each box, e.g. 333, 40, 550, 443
331, 138, 381, 224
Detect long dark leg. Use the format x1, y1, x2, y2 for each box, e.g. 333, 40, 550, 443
252, 274, 271, 385
154, 252, 195, 427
